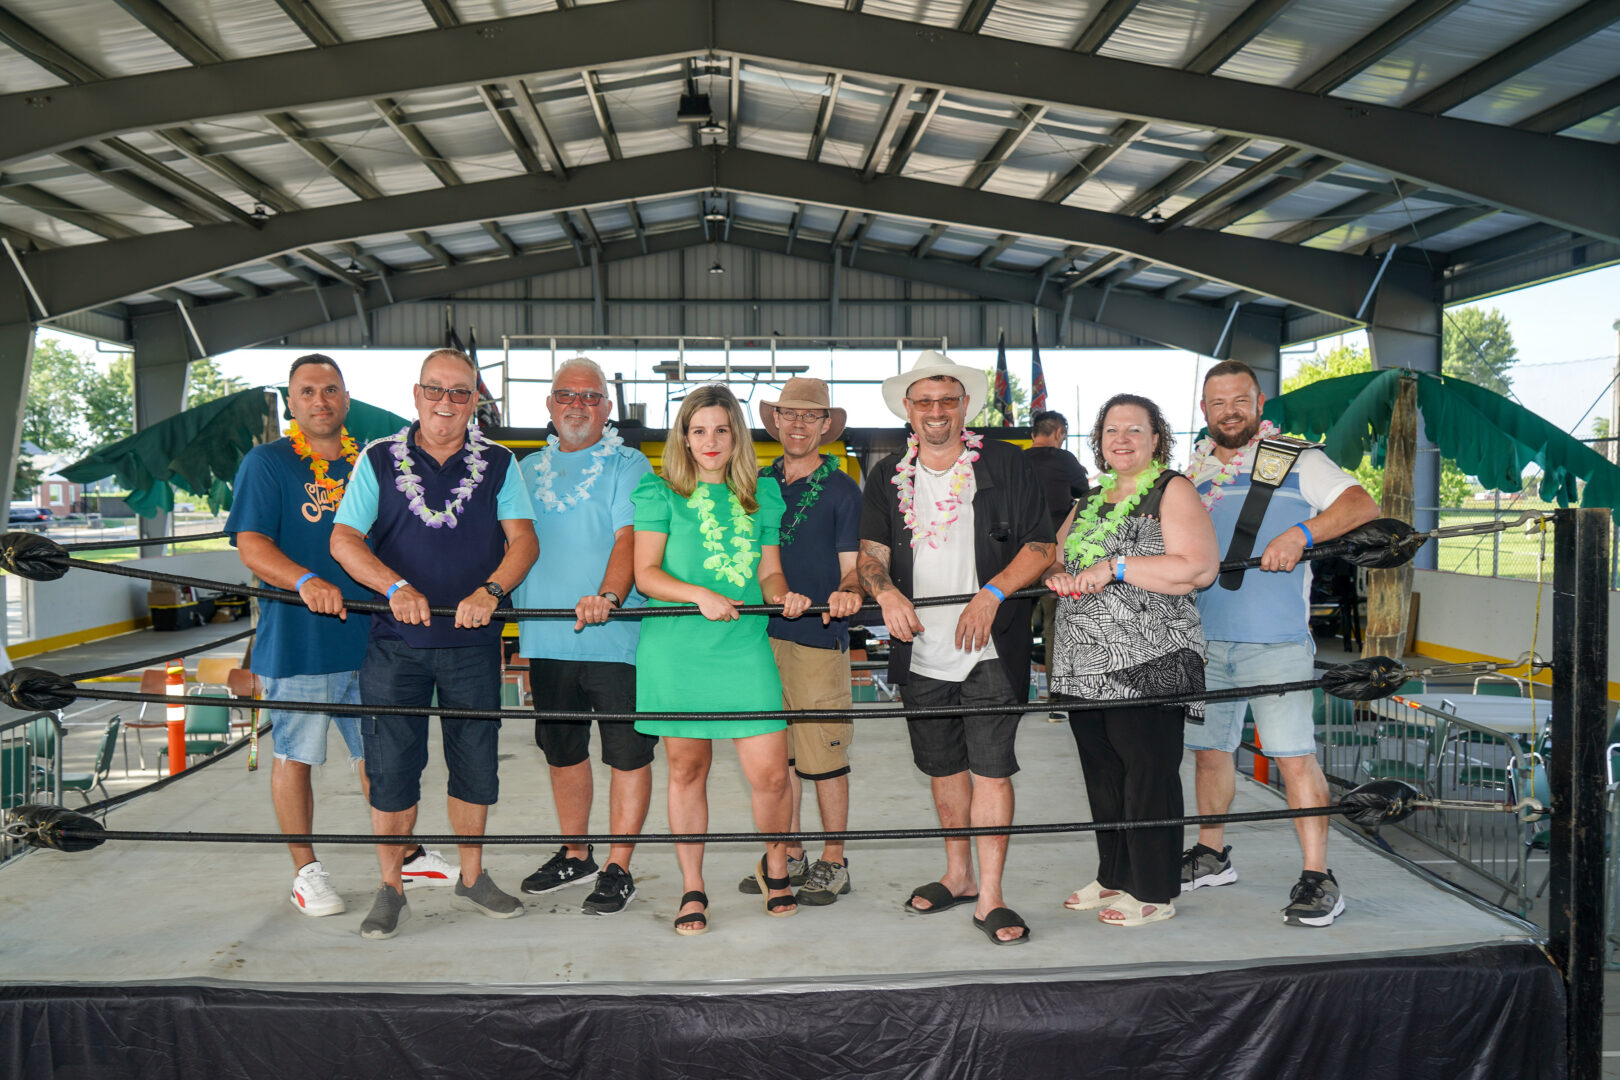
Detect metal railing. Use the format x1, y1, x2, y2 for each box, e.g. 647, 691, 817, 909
1309, 689, 1546, 915
0, 711, 63, 868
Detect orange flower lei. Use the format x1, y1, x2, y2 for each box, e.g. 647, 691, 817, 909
288, 421, 360, 508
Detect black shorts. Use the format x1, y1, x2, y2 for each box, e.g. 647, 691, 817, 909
901, 660, 1021, 779
529, 659, 655, 771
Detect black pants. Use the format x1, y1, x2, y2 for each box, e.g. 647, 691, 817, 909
1064, 702, 1186, 905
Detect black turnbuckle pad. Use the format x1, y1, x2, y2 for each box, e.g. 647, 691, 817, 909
1339, 779, 1423, 827
0, 667, 79, 711
1320, 656, 1409, 701
4, 804, 106, 852
0, 531, 70, 581
1337, 518, 1423, 569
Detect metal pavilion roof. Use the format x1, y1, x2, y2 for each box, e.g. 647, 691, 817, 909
0, 0, 1616, 349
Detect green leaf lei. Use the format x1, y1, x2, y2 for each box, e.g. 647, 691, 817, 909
688, 483, 759, 588
773, 454, 839, 547
1064, 461, 1164, 567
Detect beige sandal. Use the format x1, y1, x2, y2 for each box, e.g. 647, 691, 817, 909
1098, 895, 1176, 927
1063, 880, 1125, 911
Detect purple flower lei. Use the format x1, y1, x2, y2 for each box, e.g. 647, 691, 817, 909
390, 425, 489, 529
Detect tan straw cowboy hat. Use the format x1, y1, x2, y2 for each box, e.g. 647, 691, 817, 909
759, 377, 848, 444
880, 350, 989, 421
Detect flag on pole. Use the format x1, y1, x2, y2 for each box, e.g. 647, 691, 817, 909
1030, 313, 1047, 414
467, 326, 502, 428
994, 328, 1012, 426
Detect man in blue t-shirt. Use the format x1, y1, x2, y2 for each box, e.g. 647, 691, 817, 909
331, 348, 538, 940
512, 356, 655, 917
228, 354, 463, 919
743, 379, 864, 906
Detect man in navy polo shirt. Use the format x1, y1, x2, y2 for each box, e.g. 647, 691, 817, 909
742, 378, 865, 905
332, 348, 538, 940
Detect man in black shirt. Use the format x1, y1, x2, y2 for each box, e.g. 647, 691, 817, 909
1024, 411, 1087, 718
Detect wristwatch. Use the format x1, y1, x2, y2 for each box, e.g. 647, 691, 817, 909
599, 590, 622, 607
482, 581, 505, 600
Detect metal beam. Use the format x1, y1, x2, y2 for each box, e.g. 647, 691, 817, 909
19, 147, 1386, 319
1071, 0, 1142, 53
912, 222, 948, 258
1519, 72, 1620, 135
1404, 0, 1620, 117
478, 85, 547, 176
111, 0, 225, 65
504, 79, 570, 179
580, 71, 623, 160
886, 89, 945, 176
0, 7, 104, 82
806, 73, 842, 162
1185, 0, 1299, 75
372, 99, 462, 187
1350, 204, 1494, 256
961, 106, 1047, 190
7, 0, 1618, 240
1, 185, 140, 240
269, 0, 343, 47
1296, 0, 1472, 95
53, 146, 221, 226
861, 83, 917, 181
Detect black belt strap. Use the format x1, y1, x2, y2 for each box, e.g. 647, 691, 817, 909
1217, 437, 1318, 591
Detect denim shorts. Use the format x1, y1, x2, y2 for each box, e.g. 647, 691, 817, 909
264, 670, 365, 767
901, 660, 1020, 779
528, 659, 654, 771
360, 637, 502, 813
1188, 639, 1317, 758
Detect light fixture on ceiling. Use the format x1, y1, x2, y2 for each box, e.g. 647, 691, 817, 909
703, 191, 728, 222
708, 261, 725, 275
698, 119, 726, 136
1146, 206, 1165, 225
344, 259, 365, 276
703, 208, 728, 222
249, 203, 270, 223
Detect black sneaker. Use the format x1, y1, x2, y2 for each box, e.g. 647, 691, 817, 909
582, 863, 637, 916
1282, 870, 1345, 927
521, 844, 599, 895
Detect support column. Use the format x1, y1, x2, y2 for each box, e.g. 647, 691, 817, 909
1365, 264, 1442, 571
1228, 315, 1281, 399
131, 311, 195, 541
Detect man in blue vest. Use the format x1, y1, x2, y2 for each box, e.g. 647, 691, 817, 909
332, 348, 538, 939
1183, 360, 1377, 927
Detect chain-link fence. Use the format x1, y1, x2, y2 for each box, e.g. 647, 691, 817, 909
1433, 500, 1558, 583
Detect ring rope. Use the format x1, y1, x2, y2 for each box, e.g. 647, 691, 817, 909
68, 626, 257, 683
58, 531, 231, 552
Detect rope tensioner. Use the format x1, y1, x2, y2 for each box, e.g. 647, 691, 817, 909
0, 779, 1546, 854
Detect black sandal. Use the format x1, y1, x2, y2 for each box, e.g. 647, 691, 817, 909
674, 890, 709, 936
754, 858, 798, 918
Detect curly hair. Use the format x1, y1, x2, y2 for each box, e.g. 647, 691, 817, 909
1088, 393, 1175, 469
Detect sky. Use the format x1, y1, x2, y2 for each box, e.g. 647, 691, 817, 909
36, 262, 1620, 477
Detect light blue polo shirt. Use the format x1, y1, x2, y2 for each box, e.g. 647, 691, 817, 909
512, 436, 653, 664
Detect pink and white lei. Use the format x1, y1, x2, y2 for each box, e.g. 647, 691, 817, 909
390, 424, 489, 529
1186, 419, 1279, 511
893, 429, 982, 549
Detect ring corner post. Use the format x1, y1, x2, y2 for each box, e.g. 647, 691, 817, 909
1549, 507, 1609, 1080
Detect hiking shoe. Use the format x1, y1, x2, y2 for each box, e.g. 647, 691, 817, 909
359, 884, 409, 939
521, 845, 599, 894
1283, 870, 1345, 927
289, 860, 345, 917
739, 851, 808, 894
582, 863, 637, 916
1180, 843, 1238, 893
401, 847, 457, 889
796, 859, 852, 906
453, 871, 525, 919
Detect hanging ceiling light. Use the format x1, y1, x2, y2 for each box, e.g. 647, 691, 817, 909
1146, 206, 1165, 225
698, 119, 726, 136
703, 207, 728, 222
708, 261, 725, 275
344, 259, 365, 276
248, 203, 270, 223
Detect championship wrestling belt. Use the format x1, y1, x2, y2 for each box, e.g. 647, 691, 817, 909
1218, 435, 1322, 591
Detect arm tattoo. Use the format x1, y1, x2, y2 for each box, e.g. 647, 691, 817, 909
1023, 541, 1054, 561
857, 540, 897, 597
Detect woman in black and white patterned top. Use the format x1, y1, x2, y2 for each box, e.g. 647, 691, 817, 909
1044, 394, 1219, 928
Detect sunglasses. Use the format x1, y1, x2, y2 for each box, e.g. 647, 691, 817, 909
419, 384, 473, 404
553, 389, 608, 406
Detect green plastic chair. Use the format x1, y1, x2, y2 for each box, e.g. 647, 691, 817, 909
1360, 713, 1452, 794
63, 717, 121, 812
0, 744, 28, 810
1474, 675, 1523, 698
157, 704, 232, 769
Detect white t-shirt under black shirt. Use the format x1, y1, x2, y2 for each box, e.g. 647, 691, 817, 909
908, 463, 998, 681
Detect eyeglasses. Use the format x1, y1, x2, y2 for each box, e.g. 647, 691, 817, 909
552, 389, 608, 406
775, 408, 829, 423
419, 384, 473, 404
907, 395, 964, 412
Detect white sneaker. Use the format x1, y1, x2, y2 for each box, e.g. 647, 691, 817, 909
401, 847, 457, 889
290, 860, 345, 917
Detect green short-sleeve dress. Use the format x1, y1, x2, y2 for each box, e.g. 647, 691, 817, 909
631, 473, 787, 739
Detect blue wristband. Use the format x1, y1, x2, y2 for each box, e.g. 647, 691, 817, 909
386, 579, 408, 599
294, 572, 318, 591
1115, 558, 1125, 582
982, 583, 1005, 602
1295, 522, 1314, 548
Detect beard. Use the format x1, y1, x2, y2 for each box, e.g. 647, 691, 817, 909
554, 414, 596, 445
1210, 415, 1261, 450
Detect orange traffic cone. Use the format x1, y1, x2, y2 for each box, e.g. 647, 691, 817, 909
166, 658, 187, 775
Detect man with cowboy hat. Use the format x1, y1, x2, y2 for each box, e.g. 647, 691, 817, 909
857, 351, 1054, 945
732, 377, 866, 905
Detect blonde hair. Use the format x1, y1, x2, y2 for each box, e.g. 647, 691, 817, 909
663, 383, 759, 513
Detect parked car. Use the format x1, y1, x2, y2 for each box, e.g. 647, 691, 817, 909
7, 505, 54, 530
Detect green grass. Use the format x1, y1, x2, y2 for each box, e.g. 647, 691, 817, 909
1435, 509, 1558, 582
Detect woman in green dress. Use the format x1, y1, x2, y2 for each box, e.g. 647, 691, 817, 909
632, 383, 811, 935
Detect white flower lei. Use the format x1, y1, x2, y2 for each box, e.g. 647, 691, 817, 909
390, 424, 489, 529
893, 429, 983, 549
532, 426, 623, 513
1186, 420, 1279, 511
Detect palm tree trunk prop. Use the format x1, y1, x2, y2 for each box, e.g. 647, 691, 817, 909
1363, 374, 1417, 660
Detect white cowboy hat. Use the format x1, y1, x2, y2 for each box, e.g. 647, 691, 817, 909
880, 350, 989, 421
